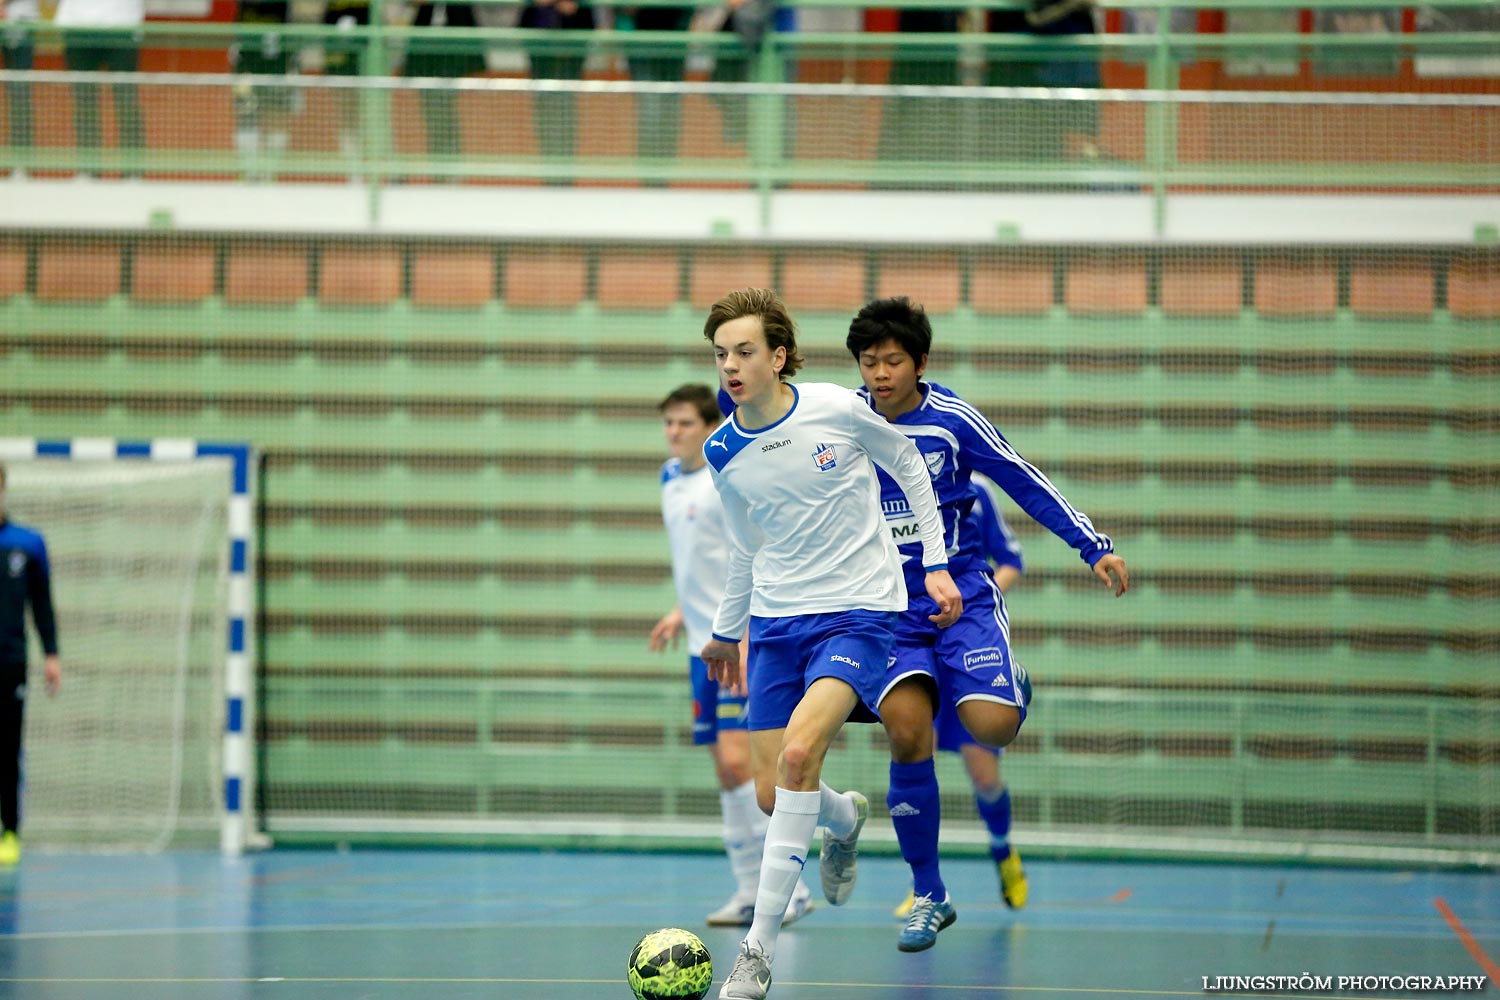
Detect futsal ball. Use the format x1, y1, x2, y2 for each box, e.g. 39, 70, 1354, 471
627, 927, 713, 1000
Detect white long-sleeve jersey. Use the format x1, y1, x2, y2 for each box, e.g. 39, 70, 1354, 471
660, 457, 730, 654
703, 382, 947, 641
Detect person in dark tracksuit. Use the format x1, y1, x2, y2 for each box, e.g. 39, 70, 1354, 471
0, 462, 61, 865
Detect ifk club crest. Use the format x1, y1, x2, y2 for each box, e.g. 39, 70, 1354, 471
812, 442, 837, 471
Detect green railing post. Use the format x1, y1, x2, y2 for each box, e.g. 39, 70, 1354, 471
361, 1, 393, 222
750, 39, 786, 230
1145, 13, 1178, 238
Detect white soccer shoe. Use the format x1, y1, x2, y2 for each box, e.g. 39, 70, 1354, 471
705, 893, 757, 927
706, 880, 815, 928
819, 790, 868, 905
719, 941, 772, 1000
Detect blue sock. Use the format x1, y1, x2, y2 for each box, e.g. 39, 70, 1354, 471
887, 758, 944, 901
976, 786, 1011, 862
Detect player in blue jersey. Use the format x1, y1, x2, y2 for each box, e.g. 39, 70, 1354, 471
847, 297, 1129, 952
698, 288, 962, 1000
651, 383, 814, 928
893, 471, 1030, 919
0, 462, 63, 866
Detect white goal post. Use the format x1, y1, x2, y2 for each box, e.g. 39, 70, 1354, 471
0, 438, 256, 855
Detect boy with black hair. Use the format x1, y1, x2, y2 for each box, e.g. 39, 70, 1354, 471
847, 295, 1128, 952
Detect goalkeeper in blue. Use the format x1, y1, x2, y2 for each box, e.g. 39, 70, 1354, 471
893, 471, 1029, 919
0, 462, 63, 866
651, 383, 814, 929
847, 296, 1129, 953
699, 288, 962, 1000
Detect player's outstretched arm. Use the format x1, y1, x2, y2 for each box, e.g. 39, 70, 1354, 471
1093, 553, 1129, 597
649, 606, 684, 651
924, 569, 963, 627
701, 638, 743, 690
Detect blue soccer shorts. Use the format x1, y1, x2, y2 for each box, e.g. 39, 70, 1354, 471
689, 655, 749, 746
745, 609, 897, 731
880, 569, 1030, 744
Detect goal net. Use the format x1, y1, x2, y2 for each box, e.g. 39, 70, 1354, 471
0, 443, 253, 853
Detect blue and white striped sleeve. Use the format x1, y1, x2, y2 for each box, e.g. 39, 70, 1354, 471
932, 393, 1113, 567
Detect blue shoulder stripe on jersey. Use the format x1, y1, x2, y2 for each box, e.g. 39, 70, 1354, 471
717, 388, 735, 418
661, 457, 682, 485
703, 423, 752, 472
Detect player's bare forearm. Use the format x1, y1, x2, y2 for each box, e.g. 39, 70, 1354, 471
924, 569, 963, 627
1093, 553, 1129, 596
648, 608, 683, 652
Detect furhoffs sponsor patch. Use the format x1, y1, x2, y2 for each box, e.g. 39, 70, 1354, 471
961, 646, 1005, 673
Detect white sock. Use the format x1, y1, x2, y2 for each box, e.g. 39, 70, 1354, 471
817, 781, 858, 839
744, 787, 818, 962
721, 780, 765, 898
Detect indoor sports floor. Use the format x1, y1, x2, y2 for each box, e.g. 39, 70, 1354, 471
0, 849, 1495, 999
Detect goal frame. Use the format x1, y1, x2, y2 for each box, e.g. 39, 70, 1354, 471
0, 437, 257, 856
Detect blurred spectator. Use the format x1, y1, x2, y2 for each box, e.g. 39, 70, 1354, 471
621, 0, 769, 165
1121, 8, 1195, 35
55, 0, 145, 168
623, 4, 692, 165
1313, 8, 1397, 77
406, 1, 485, 174
317, 0, 371, 77
230, 0, 294, 178
703, 0, 776, 146
1, 0, 37, 177
892, 8, 961, 88
292, 0, 370, 163
987, 0, 1101, 164
877, 9, 962, 164
1415, 6, 1500, 77
1222, 9, 1296, 77
518, 0, 593, 181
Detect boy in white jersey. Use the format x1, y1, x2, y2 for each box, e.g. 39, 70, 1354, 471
698, 289, 962, 1000
651, 384, 814, 928
849, 296, 1129, 953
